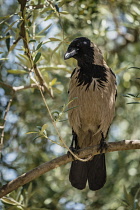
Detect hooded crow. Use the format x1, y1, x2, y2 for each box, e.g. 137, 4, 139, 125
64, 37, 117, 191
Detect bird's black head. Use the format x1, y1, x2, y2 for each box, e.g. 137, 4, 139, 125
64, 37, 94, 65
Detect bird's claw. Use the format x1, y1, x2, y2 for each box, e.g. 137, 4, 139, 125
97, 140, 108, 153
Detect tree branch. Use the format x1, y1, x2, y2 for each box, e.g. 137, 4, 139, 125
12, 84, 39, 92
17, 0, 54, 98
0, 95, 15, 154
0, 81, 39, 92
0, 81, 13, 91
0, 140, 140, 198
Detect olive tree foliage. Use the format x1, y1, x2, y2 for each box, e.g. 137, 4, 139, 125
0, 0, 140, 209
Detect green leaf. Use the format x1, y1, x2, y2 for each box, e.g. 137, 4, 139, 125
40, 7, 52, 15
127, 66, 140, 70
18, 53, 29, 61
26, 131, 38, 134
16, 55, 28, 67
51, 42, 62, 57
127, 93, 136, 97
55, 4, 59, 12
0, 58, 8, 61
34, 52, 41, 64
5, 19, 20, 33
15, 187, 23, 201
29, 39, 36, 43
51, 110, 60, 115
0, 14, 15, 25
27, 183, 32, 196
0, 14, 12, 20
19, 194, 24, 204
123, 186, 134, 207
36, 126, 42, 131
127, 102, 140, 104
32, 135, 43, 141
41, 124, 48, 133
59, 11, 69, 15
59, 119, 67, 122
53, 87, 62, 94
35, 35, 46, 38
64, 105, 79, 112
36, 42, 43, 51
5, 32, 10, 51
49, 78, 57, 86
123, 93, 138, 98
37, 23, 52, 35
115, 66, 128, 74
49, 37, 61, 41
1, 196, 23, 206
44, 14, 53, 21
123, 94, 130, 98
7, 70, 27, 74
67, 97, 78, 106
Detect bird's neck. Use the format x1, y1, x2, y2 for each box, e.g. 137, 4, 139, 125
78, 60, 93, 69
76, 63, 108, 85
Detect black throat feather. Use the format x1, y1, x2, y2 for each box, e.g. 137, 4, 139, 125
75, 64, 108, 90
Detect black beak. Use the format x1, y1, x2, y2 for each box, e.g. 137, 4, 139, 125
64, 48, 78, 60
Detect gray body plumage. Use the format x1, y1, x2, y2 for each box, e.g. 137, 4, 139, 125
68, 58, 116, 148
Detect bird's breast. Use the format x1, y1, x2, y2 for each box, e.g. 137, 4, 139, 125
68, 67, 116, 137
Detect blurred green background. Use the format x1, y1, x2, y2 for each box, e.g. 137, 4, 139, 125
0, 0, 140, 209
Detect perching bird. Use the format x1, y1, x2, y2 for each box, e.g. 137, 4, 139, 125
64, 37, 117, 191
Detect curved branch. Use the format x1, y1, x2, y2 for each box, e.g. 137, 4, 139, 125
0, 140, 140, 198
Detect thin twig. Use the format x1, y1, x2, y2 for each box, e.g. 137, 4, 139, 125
12, 84, 38, 92
29, 74, 84, 161
108, 2, 120, 34
0, 140, 140, 198
39, 87, 93, 161
13, 37, 21, 45
26, 4, 47, 9
0, 82, 13, 90
0, 95, 15, 153
0, 81, 40, 92
29, 70, 92, 162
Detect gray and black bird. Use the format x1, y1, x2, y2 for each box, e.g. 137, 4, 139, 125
64, 37, 117, 191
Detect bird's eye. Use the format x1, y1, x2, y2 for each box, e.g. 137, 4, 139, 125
83, 41, 87, 45
76, 43, 80, 47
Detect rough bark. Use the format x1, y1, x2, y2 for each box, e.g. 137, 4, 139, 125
0, 140, 140, 198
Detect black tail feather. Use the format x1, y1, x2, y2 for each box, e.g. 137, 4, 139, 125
87, 154, 106, 190
69, 160, 88, 190
69, 154, 106, 191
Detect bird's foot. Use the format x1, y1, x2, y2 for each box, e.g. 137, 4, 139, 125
97, 140, 108, 153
